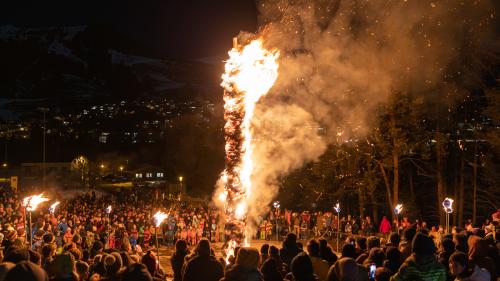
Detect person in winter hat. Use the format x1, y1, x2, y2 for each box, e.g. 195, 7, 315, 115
221, 247, 263, 281
449, 251, 490, 281
4, 261, 48, 281
390, 233, 446, 281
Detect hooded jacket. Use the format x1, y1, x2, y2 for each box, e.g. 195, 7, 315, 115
390, 254, 446, 281
467, 236, 496, 281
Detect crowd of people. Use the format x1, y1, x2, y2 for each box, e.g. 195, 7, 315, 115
0, 188, 499, 281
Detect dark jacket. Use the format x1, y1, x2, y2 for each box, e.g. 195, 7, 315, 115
221, 265, 264, 281
280, 243, 303, 268
170, 250, 189, 281
182, 254, 224, 281
390, 254, 446, 281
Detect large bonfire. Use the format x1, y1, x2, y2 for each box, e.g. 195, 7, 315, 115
218, 37, 279, 260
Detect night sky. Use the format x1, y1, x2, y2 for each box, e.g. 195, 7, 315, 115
1, 0, 258, 59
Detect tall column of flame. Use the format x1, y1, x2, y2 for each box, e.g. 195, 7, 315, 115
219, 37, 279, 258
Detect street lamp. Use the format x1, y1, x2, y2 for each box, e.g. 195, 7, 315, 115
334, 202, 340, 252
273, 201, 280, 241
178, 176, 183, 198
22, 193, 49, 248
442, 198, 454, 234
394, 204, 403, 234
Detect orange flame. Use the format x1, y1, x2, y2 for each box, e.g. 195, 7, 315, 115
49, 201, 60, 214
153, 211, 168, 227
22, 193, 50, 212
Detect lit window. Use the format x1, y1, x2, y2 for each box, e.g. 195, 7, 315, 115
135, 173, 142, 178
157, 173, 163, 178
146, 173, 152, 178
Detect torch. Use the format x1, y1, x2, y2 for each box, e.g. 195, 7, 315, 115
442, 198, 454, 234
394, 204, 403, 235
334, 202, 340, 252
49, 201, 60, 215
273, 201, 280, 241
22, 193, 50, 248
153, 211, 168, 260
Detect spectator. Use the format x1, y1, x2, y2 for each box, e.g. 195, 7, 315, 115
170, 239, 189, 281
390, 233, 446, 281
467, 236, 496, 281
221, 247, 263, 281
261, 244, 270, 264
449, 252, 490, 281
268, 246, 283, 271
182, 238, 223, 281
0, 262, 15, 281
307, 239, 329, 281
326, 257, 359, 281
318, 239, 337, 266
453, 234, 468, 254
4, 261, 48, 281
379, 217, 392, 235
438, 238, 455, 280
341, 243, 357, 259
375, 267, 393, 281
261, 258, 283, 281
75, 261, 89, 281
356, 236, 380, 264
121, 263, 153, 281
285, 252, 318, 281
50, 253, 78, 281
356, 237, 367, 257
280, 233, 303, 269
383, 247, 401, 274
386, 233, 401, 248
101, 252, 123, 281
399, 228, 416, 261
141, 251, 164, 280
363, 248, 385, 268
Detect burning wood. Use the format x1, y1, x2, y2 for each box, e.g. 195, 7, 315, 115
218, 37, 279, 261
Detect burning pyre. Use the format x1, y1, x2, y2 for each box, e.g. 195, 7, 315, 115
218, 37, 279, 260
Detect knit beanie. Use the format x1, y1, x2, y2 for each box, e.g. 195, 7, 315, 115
235, 247, 260, 270
412, 233, 435, 256
121, 263, 153, 281
4, 261, 48, 281
104, 252, 123, 276
291, 252, 314, 280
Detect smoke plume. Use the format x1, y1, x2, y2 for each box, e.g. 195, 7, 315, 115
215, 0, 497, 235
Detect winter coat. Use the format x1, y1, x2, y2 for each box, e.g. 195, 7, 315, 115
390, 254, 446, 281
221, 265, 264, 281
182, 254, 224, 281
310, 256, 329, 281
455, 265, 491, 281
170, 249, 189, 281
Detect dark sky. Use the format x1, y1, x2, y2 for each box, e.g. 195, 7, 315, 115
1, 0, 259, 59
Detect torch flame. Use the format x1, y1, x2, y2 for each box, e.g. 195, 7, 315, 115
218, 37, 279, 257
153, 211, 168, 228
22, 193, 50, 212
395, 204, 403, 215
49, 201, 60, 214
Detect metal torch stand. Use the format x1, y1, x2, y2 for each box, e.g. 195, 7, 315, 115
29, 211, 33, 249
336, 215, 340, 252
446, 212, 450, 234
275, 209, 279, 241
155, 227, 160, 260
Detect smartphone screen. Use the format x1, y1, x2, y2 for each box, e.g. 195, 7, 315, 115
369, 264, 376, 280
